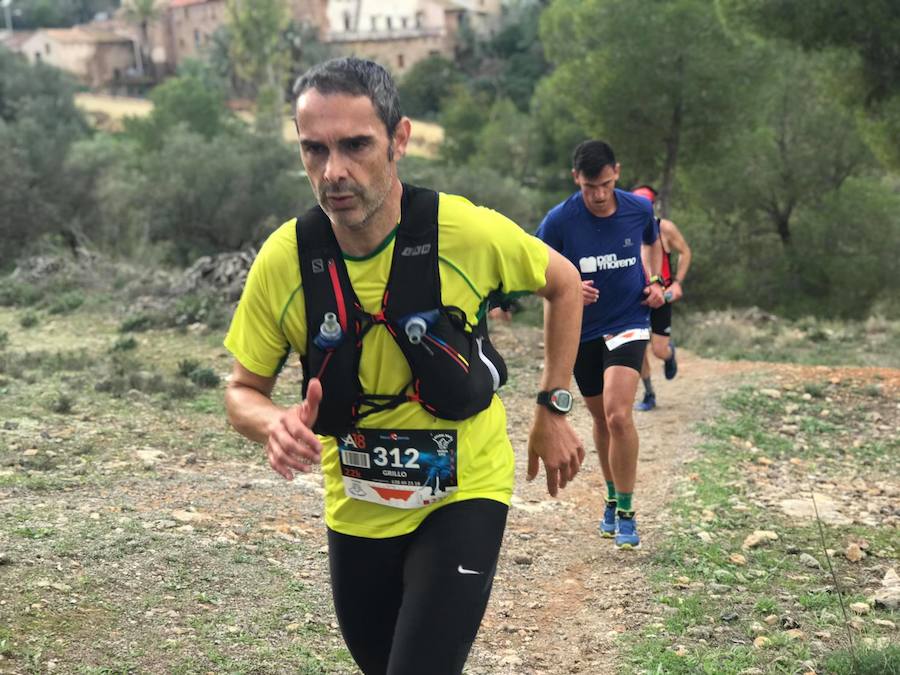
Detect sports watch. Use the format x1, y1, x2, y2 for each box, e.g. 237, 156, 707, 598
536, 388, 573, 415
648, 274, 665, 286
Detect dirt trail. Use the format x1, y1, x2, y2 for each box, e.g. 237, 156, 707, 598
463, 338, 754, 675
4, 305, 899, 673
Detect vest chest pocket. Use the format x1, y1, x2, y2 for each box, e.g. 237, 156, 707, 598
397, 306, 507, 420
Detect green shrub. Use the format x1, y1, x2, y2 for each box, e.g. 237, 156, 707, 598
46, 291, 85, 315
165, 379, 197, 399
0, 331, 7, 350
119, 314, 160, 333
111, 336, 138, 352
47, 391, 75, 414
177, 359, 201, 377
803, 382, 826, 398
171, 292, 230, 329
0, 282, 43, 307
20, 312, 39, 329
823, 645, 900, 675
188, 367, 220, 388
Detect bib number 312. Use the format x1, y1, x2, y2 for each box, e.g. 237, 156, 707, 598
338, 428, 458, 509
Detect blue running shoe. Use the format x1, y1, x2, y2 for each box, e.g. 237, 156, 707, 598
599, 501, 617, 538
615, 513, 641, 550
634, 392, 656, 411
664, 341, 678, 380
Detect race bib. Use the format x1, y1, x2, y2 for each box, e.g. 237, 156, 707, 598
603, 328, 650, 351
338, 429, 458, 509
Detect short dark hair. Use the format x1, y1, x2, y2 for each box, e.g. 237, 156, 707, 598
572, 140, 616, 178
292, 57, 403, 138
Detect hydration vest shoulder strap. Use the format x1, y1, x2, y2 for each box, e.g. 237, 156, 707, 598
385, 185, 441, 318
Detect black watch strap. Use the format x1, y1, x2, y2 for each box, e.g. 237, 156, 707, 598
536, 388, 573, 414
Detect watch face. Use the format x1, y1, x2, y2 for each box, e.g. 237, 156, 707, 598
551, 390, 573, 412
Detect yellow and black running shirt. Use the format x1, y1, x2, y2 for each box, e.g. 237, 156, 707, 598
225, 192, 549, 538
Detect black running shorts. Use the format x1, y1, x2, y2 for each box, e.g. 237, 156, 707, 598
650, 303, 672, 337
573, 336, 648, 397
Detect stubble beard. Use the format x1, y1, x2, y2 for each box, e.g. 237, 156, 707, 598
318, 164, 394, 234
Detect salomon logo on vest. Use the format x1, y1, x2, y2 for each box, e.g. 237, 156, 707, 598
579, 254, 637, 273
401, 244, 431, 256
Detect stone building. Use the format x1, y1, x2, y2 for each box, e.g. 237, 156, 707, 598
20, 27, 136, 90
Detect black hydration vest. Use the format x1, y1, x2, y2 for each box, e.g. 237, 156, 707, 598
297, 184, 508, 438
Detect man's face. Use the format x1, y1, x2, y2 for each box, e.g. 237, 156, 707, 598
295, 89, 409, 231
573, 163, 620, 217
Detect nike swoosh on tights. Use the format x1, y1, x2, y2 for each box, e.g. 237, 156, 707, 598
457, 565, 484, 575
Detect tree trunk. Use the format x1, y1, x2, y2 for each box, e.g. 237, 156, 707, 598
659, 55, 684, 219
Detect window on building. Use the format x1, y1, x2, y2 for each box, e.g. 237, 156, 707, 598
35, 52, 42, 62
415, 12, 424, 27
184, 8, 188, 19
44, 43, 51, 54
179, 38, 186, 49
370, 16, 377, 30
401, 16, 407, 28
397, 54, 404, 68
386, 16, 393, 30
344, 11, 352, 30
194, 29, 201, 47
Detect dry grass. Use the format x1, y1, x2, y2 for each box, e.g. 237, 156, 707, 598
74, 93, 152, 132
75, 93, 443, 158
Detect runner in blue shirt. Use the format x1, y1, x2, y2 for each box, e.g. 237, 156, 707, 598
537, 140, 665, 549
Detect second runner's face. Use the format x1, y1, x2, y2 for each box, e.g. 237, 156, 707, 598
295, 89, 409, 232
574, 164, 620, 218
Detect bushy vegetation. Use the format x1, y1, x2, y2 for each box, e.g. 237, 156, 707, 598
1, 52, 311, 271
3, 0, 899, 319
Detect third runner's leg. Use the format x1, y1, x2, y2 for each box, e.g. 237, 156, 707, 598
635, 350, 656, 411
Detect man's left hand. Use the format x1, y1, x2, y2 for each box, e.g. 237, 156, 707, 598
526, 408, 585, 497
642, 283, 665, 308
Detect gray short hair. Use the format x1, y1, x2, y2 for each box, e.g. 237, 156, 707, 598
292, 57, 402, 139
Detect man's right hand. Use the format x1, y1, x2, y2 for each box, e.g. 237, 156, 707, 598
581, 280, 599, 305
526, 407, 585, 497
265, 378, 323, 480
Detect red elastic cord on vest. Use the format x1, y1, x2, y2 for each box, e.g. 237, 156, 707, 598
327, 259, 348, 331
315, 350, 334, 380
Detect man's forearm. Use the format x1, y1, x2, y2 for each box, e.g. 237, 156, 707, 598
675, 249, 692, 282
540, 276, 582, 390
644, 241, 662, 278
225, 385, 286, 444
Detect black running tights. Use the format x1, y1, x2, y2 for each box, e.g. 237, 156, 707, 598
327, 499, 508, 675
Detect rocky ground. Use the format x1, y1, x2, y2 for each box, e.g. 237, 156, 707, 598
0, 311, 897, 674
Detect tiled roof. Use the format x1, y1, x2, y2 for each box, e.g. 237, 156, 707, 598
0, 30, 36, 50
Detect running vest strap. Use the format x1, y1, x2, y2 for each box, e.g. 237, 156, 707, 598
657, 218, 673, 286
297, 184, 508, 438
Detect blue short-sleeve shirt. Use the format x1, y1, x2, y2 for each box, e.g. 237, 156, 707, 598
537, 189, 658, 341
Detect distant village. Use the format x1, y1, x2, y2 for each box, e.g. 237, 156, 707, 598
0, 0, 502, 92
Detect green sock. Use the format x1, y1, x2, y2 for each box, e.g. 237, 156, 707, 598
606, 481, 617, 502
616, 492, 633, 514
